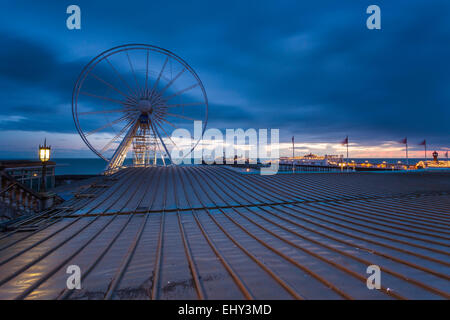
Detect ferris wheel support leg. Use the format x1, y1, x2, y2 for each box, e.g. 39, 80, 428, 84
150, 121, 172, 165
106, 120, 139, 172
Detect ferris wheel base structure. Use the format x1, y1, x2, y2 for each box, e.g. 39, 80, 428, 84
72, 44, 208, 174
106, 120, 139, 173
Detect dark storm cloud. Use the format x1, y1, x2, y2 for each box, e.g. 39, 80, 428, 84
0, 32, 56, 82
193, 1, 450, 145
0, 31, 82, 132
0, 0, 449, 151
207, 103, 256, 128
0, 32, 130, 133
0, 31, 90, 93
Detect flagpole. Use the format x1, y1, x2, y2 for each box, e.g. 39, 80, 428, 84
406, 140, 408, 166
292, 136, 295, 173
424, 141, 427, 169
346, 136, 349, 172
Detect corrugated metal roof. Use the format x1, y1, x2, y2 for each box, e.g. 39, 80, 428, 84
0, 166, 449, 299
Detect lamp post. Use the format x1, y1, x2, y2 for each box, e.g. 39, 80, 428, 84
39, 139, 51, 193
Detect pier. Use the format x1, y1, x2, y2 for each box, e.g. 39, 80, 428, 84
279, 162, 414, 172
278, 155, 441, 172
0, 166, 448, 299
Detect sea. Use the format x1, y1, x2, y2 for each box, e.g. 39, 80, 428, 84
51, 158, 439, 175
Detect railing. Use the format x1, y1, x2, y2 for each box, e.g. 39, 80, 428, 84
0, 170, 52, 221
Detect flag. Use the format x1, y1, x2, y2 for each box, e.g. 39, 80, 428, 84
419, 139, 426, 146
292, 136, 294, 143
341, 136, 348, 146
399, 138, 407, 144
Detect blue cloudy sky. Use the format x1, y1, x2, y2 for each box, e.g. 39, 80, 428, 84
0, 0, 449, 158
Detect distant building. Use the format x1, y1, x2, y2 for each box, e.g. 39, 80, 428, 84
279, 154, 343, 166
0, 160, 56, 191
416, 160, 450, 169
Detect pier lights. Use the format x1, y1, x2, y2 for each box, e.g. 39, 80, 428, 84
39, 139, 51, 192
39, 143, 50, 163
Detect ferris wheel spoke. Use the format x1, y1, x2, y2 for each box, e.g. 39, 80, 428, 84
159, 69, 185, 96
100, 117, 137, 153
160, 151, 166, 166
145, 49, 149, 95
125, 50, 142, 97
156, 116, 178, 129
165, 102, 206, 108
165, 83, 199, 101
150, 57, 169, 98
153, 119, 179, 148
149, 93, 168, 107
78, 108, 136, 116
89, 73, 137, 102
152, 111, 166, 123
165, 112, 199, 122
150, 121, 173, 163
85, 114, 132, 136
105, 57, 137, 97
152, 130, 166, 166
80, 91, 136, 108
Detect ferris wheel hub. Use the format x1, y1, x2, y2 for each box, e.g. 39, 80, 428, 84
137, 99, 153, 112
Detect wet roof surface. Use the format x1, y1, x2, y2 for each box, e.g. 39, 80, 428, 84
0, 166, 449, 300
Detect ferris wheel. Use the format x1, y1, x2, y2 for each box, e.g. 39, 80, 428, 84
72, 44, 208, 171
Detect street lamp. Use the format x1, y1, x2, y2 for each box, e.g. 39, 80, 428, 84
39, 139, 51, 192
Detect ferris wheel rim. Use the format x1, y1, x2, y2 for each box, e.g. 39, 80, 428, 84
72, 43, 208, 163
